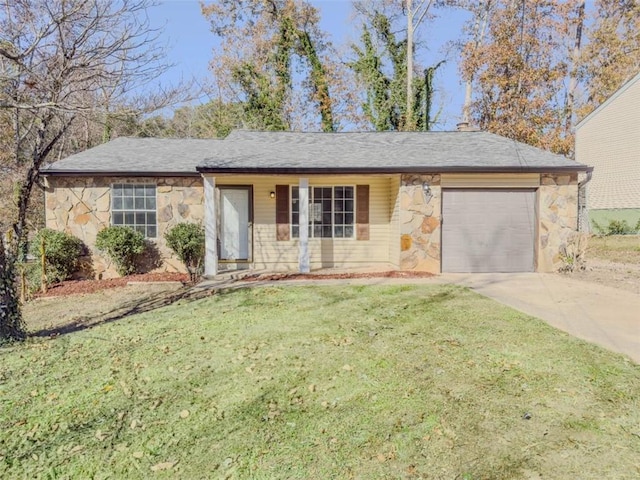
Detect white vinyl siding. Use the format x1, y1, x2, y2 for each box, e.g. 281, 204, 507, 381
212, 175, 393, 270
388, 175, 401, 268
576, 74, 640, 210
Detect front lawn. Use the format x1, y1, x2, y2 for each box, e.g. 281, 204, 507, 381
2, 285, 639, 479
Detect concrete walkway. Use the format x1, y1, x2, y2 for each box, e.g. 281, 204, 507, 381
442, 273, 640, 363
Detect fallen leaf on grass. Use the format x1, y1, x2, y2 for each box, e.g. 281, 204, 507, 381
342, 364, 353, 371
119, 380, 132, 397
132, 451, 144, 459
95, 429, 108, 441
179, 410, 190, 419
150, 461, 177, 472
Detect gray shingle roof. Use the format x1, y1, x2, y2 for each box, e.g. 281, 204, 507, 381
199, 131, 587, 173
43, 130, 590, 175
42, 137, 223, 176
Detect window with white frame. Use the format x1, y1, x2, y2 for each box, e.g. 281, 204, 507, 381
111, 184, 157, 238
291, 186, 355, 238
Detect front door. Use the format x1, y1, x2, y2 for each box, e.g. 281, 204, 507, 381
219, 187, 251, 261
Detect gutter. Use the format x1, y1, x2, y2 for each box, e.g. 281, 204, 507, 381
196, 165, 593, 175
578, 168, 593, 189
577, 168, 594, 233
41, 165, 595, 177
40, 170, 200, 178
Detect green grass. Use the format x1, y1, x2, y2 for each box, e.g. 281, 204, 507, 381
589, 209, 640, 233
2, 284, 640, 479
588, 235, 640, 264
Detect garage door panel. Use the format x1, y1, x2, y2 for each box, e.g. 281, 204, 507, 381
442, 189, 536, 273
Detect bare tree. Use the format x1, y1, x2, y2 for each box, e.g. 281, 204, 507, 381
404, 0, 434, 130
456, 0, 494, 126
0, 0, 188, 341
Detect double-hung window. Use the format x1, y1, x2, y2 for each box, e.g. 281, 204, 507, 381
291, 186, 355, 238
111, 184, 157, 238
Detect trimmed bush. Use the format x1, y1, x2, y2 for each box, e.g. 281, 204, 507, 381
95, 226, 146, 276
30, 228, 83, 285
164, 223, 205, 282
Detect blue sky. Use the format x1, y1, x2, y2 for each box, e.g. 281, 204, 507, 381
148, 0, 469, 130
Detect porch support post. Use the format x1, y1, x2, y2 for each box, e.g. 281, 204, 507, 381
204, 175, 218, 276
298, 178, 310, 273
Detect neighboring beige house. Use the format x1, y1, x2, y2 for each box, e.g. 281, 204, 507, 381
42, 130, 590, 277
575, 71, 640, 231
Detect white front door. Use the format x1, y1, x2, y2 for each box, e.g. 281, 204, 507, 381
220, 188, 251, 261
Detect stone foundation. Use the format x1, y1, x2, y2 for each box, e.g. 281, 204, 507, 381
399, 174, 441, 273
45, 176, 204, 279
538, 173, 579, 272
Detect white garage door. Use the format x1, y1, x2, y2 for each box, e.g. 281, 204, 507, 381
442, 189, 536, 273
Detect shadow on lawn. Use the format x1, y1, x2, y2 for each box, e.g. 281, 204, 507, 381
28, 274, 431, 338
29, 278, 269, 338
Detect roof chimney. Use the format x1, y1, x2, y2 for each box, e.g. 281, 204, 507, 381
456, 121, 472, 131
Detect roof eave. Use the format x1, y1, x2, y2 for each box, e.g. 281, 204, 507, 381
41, 170, 201, 177
196, 165, 593, 175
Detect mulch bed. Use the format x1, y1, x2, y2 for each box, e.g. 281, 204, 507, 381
36, 273, 190, 298
34, 270, 434, 298
241, 271, 435, 282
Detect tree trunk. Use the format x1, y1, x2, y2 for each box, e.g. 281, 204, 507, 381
0, 237, 26, 342
297, 29, 335, 132
462, 1, 491, 125
406, 0, 414, 130
565, 0, 585, 134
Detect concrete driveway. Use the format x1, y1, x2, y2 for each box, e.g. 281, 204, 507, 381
442, 273, 640, 363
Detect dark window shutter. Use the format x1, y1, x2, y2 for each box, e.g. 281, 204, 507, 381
275, 185, 290, 241
356, 184, 369, 241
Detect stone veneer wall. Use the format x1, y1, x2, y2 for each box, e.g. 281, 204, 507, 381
538, 173, 579, 272
45, 176, 204, 278
399, 174, 441, 273
398, 172, 579, 274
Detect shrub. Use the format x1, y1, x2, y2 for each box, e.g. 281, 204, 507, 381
591, 218, 638, 236
30, 228, 83, 285
17, 261, 43, 299
558, 232, 588, 273
95, 226, 146, 276
164, 223, 205, 282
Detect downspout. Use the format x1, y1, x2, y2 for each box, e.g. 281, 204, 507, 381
578, 167, 594, 233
